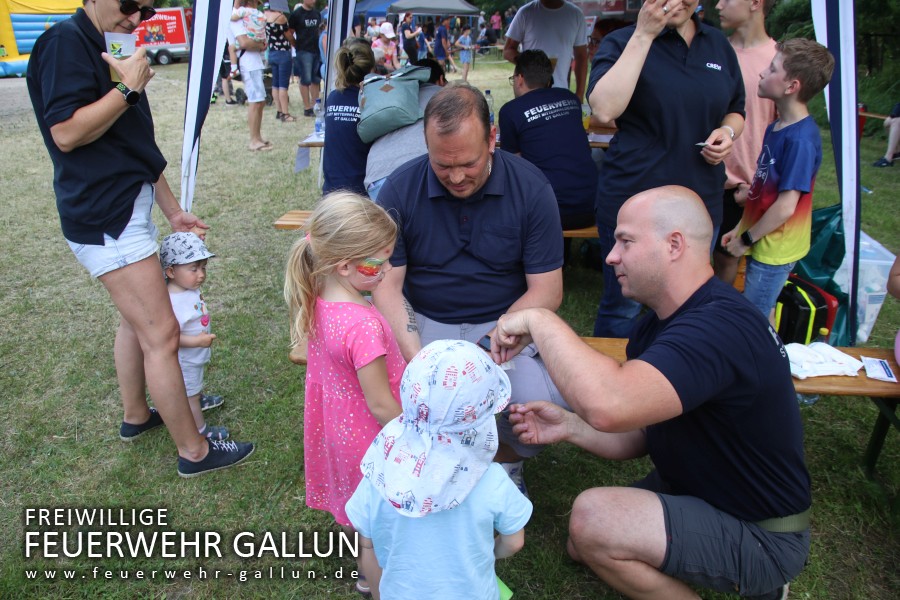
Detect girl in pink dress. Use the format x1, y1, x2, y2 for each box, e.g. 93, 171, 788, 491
284, 191, 404, 594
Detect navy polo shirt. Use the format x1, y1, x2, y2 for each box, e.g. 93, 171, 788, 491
588, 17, 744, 229
498, 86, 597, 218
627, 277, 811, 521
376, 150, 563, 324
323, 86, 370, 196
27, 9, 167, 245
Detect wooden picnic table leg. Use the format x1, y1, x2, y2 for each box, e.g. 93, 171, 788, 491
862, 397, 899, 479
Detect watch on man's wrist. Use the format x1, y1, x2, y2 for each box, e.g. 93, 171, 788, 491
740, 230, 755, 247
115, 82, 141, 106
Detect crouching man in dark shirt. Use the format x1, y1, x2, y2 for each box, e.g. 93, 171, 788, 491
495, 185, 810, 600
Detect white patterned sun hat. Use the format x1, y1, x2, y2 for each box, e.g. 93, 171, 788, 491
159, 232, 215, 269
359, 340, 511, 517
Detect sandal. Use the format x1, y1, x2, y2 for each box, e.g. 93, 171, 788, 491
200, 393, 224, 412
200, 424, 230, 441
280, 113, 296, 122
355, 576, 371, 596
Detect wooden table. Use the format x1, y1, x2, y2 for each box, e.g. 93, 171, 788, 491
581, 337, 899, 479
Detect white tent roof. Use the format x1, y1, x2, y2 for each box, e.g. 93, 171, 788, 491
387, 0, 480, 16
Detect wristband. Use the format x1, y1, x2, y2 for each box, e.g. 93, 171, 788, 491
722, 124, 735, 140
740, 230, 755, 247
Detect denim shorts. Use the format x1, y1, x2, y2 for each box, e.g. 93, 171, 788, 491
66, 183, 159, 279
268, 49, 292, 89
294, 50, 322, 86
243, 68, 266, 103
743, 257, 796, 318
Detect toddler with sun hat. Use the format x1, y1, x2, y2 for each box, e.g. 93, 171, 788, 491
346, 339, 532, 600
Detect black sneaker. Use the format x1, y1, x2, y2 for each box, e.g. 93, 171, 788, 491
872, 157, 893, 167
119, 408, 164, 442
225, 99, 238, 106
303, 108, 314, 117
177, 440, 255, 478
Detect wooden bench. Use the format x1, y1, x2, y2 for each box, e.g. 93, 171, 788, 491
274, 209, 312, 230
581, 337, 899, 480
275, 209, 597, 238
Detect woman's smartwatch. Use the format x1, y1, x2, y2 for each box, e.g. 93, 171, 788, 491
115, 82, 141, 106
740, 230, 755, 247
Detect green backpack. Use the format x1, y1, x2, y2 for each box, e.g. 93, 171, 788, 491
357, 65, 432, 143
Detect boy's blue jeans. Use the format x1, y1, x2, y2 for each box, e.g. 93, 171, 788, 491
743, 257, 796, 318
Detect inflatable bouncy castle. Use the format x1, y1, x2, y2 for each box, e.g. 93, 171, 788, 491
0, 0, 80, 76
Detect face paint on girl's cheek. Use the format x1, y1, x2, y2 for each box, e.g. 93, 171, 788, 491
356, 257, 386, 277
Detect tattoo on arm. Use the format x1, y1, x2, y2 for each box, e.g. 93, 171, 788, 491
403, 299, 418, 333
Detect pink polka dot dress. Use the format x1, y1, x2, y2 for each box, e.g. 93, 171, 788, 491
304, 299, 405, 526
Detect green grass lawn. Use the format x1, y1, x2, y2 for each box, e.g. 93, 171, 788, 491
0, 60, 897, 599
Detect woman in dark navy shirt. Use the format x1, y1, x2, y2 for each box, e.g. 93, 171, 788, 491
26, 0, 254, 476
587, 0, 745, 338
323, 39, 374, 195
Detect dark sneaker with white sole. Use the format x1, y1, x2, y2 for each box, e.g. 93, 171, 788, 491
177, 440, 255, 478
200, 393, 224, 412
119, 408, 164, 442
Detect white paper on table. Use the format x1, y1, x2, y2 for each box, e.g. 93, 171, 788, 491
861, 355, 898, 382
785, 342, 864, 379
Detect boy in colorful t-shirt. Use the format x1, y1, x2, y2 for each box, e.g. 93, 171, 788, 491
723, 38, 835, 323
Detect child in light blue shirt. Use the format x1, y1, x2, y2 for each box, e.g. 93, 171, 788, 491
346, 340, 532, 599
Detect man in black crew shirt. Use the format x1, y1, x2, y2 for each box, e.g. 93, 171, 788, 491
494, 186, 811, 600
288, 0, 322, 117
